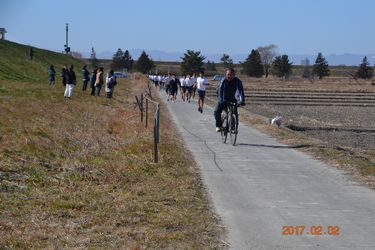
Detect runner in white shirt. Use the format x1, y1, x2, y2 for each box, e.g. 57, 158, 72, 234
179, 75, 186, 101
196, 70, 210, 113
157, 74, 162, 90
184, 74, 194, 103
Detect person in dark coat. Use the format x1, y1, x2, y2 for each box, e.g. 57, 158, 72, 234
48, 65, 56, 85
29, 46, 34, 60
90, 67, 98, 96
61, 65, 69, 86
82, 64, 90, 91
64, 65, 76, 98
169, 73, 179, 102
214, 68, 245, 132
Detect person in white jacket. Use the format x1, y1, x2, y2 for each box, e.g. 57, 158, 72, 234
195, 70, 209, 113
105, 69, 117, 98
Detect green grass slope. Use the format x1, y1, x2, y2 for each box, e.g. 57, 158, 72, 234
0, 39, 84, 83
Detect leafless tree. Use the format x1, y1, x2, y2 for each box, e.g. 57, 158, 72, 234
257, 44, 278, 78
301, 58, 313, 83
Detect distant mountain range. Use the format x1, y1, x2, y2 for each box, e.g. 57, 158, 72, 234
82, 50, 375, 66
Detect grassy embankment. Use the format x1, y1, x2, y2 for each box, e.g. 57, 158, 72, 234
0, 40, 222, 249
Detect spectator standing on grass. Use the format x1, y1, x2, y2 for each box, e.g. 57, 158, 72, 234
29, 46, 34, 60
48, 65, 56, 85
61, 65, 68, 86
90, 67, 98, 96
82, 64, 90, 91
195, 70, 210, 113
95, 66, 104, 96
105, 69, 117, 98
64, 65, 76, 99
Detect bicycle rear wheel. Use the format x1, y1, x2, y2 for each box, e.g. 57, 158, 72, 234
221, 113, 228, 143
229, 113, 238, 145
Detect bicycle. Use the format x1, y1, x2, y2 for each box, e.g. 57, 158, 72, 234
221, 102, 240, 145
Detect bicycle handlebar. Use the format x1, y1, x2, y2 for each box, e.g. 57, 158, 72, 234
227, 101, 245, 107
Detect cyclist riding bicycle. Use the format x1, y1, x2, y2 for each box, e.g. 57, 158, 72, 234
214, 68, 245, 132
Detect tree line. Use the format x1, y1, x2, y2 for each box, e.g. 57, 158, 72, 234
89, 47, 155, 74
89, 45, 374, 80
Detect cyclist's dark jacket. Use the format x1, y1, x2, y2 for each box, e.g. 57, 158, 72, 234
217, 77, 245, 104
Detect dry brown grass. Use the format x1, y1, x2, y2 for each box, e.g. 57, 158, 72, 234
0, 77, 223, 249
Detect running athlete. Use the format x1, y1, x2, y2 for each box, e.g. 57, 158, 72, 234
184, 74, 194, 103
196, 70, 210, 113
179, 75, 186, 101
191, 73, 197, 101
169, 73, 179, 102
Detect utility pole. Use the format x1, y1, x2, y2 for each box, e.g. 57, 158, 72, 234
64, 23, 70, 54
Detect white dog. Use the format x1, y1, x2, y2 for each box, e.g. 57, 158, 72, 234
270, 116, 282, 127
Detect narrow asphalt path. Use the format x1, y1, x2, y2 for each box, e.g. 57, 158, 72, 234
159, 91, 375, 250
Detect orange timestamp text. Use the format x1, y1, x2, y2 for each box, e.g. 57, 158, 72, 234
282, 225, 340, 236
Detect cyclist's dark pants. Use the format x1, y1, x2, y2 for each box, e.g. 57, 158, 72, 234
214, 100, 237, 127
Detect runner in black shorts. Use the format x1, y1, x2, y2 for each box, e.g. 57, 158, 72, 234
196, 70, 210, 113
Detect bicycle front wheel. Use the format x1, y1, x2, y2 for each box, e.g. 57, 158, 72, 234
221, 113, 228, 143
229, 113, 238, 145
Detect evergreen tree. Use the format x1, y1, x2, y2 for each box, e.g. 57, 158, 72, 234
313, 52, 330, 79
123, 50, 134, 71
220, 53, 233, 69
272, 55, 293, 78
180, 50, 205, 75
111, 48, 124, 70
355, 56, 373, 79
135, 51, 154, 74
90, 47, 98, 68
242, 49, 264, 77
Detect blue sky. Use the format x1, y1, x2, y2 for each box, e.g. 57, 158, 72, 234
1, 0, 375, 57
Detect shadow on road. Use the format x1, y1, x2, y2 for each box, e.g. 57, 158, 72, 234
236, 143, 311, 149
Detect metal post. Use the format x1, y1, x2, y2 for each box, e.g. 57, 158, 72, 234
66, 24, 68, 50
145, 98, 149, 129
65, 23, 69, 54
153, 104, 160, 163
141, 94, 144, 122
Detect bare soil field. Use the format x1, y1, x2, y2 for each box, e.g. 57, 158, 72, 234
247, 105, 375, 150
237, 77, 375, 150
240, 75, 375, 92
207, 76, 375, 188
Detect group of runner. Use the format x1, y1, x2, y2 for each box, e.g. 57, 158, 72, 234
148, 71, 210, 113
149, 68, 245, 132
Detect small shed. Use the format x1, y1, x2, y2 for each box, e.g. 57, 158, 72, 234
0, 28, 7, 40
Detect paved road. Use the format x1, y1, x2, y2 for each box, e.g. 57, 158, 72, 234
159, 91, 375, 250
